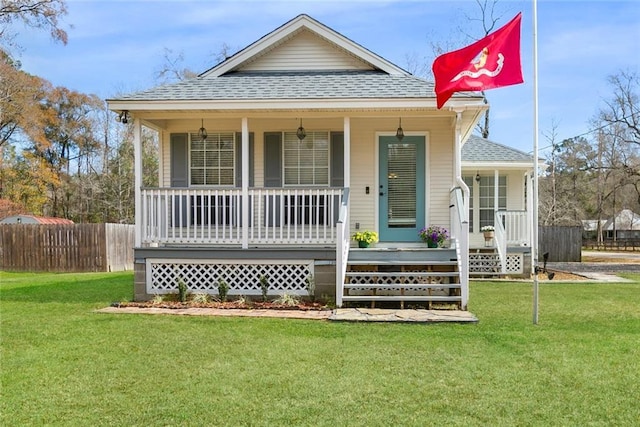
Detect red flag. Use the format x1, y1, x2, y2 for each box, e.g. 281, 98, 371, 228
432, 12, 523, 109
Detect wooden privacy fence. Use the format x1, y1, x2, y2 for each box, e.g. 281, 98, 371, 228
539, 226, 582, 262
0, 223, 134, 272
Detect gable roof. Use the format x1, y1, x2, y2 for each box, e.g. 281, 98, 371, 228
109, 14, 483, 109
462, 135, 533, 166
202, 14, 407, 77
602, 209, 640, 231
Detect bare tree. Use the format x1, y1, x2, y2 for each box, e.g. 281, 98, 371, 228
0, 0, 69, 53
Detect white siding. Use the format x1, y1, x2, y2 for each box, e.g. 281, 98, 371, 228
506, 171, 525, 210
241, 30, 373, 71
428, 125, 454, 229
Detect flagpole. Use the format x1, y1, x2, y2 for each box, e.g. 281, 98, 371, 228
532, 0, 540, 325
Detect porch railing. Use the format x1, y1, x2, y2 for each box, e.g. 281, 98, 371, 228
494, 210, 532, 274
141, 187, 345, 246
496, 210, 531, 246
335, 189, 350, 308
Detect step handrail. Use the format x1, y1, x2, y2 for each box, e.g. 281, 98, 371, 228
335, 188, 350, 307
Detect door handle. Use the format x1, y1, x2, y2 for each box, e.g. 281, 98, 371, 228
379, 192, 384, 196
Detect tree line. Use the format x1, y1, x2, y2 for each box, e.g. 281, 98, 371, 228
539, 70, 640, 240
0, 50, 158, 223
0, 1, 158, 223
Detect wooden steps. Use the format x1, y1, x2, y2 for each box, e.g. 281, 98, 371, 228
341, 247, 462, 309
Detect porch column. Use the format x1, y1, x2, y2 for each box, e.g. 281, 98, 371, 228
133, 118, 142, 247
242, 117, 249, 249
494, 169, 500, 219
343, 117, 351, 188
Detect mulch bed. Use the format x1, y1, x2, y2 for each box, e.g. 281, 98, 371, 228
112, 300, 330, 311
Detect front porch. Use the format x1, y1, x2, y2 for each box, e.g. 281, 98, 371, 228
134, 186, 532, 308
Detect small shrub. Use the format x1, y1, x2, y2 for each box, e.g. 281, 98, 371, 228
259, 275, 269, 301
177, 278, 188, 303
217, 279, 229, 302
235, 295, 249, 306
191, 293, 209, 304
320, 294, 336, 309
151, 294, 164, 305
305, 275, 316, 302
274, 293, 300, 307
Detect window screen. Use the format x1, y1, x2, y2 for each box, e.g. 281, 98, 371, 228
283, 131, 329, 186
190, 132, 235, 186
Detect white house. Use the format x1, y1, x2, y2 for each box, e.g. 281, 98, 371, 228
107, 15, 535, 309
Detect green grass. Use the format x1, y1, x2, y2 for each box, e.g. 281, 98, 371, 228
2, 271, 639, 426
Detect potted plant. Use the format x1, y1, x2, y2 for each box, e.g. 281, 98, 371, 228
481, 225, 495, 246
419, 225, 448, 248
352, 230, 378, 248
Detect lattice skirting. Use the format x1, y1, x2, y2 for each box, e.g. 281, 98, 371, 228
469, 253, 524, 274
146, 258, 314, 296
506, 253, 523, 274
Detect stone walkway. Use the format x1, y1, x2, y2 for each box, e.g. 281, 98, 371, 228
329, 308, 478, 323
98, 306, 478, 323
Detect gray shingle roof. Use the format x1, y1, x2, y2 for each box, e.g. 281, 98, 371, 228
113, 70, 478, 102
462, 134, 533, 162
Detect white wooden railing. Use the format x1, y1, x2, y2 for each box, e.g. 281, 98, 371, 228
496, 210, 531, 246
141, 187, 345, 246
450, 185, 469, 310
494, 210, 532, 274
494, 212, 507, 274
335, 189, 350, 308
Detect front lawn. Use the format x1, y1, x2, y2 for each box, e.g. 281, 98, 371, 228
1, 272, 638, 426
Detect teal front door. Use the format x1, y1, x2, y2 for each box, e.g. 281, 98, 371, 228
378, 136, 425, 242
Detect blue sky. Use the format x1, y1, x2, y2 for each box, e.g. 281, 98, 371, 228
15, 0, 640, 154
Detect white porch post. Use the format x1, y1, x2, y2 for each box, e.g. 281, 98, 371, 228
343, 117, 351, 188
242, 117, 249, 249
133, 118, 142, 247
494, 169, 500, 219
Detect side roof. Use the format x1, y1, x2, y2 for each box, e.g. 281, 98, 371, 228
462, 134, 535, 164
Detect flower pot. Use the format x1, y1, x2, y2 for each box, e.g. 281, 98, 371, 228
484, 231, 495, 247
427, 241, 438, 248
358, 241, 370, 248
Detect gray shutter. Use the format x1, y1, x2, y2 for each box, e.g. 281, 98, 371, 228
235, 132, 254, 187
330, 132, 344, 224
170, 133, 188, 226
264, 132, 282, 226
170, 133, 188, 187
330, 132, 344, 187
264, 132, 282, 187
